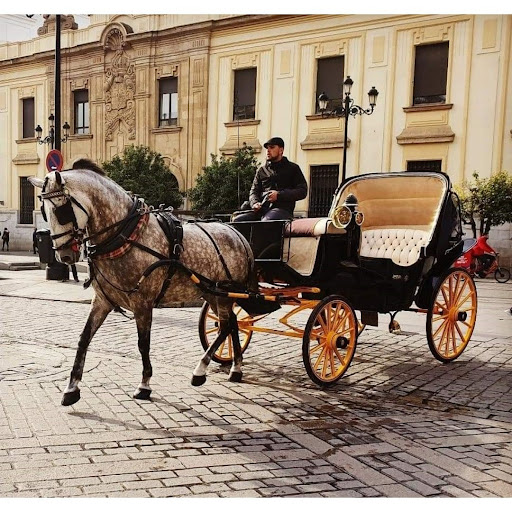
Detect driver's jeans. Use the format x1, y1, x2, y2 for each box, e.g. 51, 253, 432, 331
233, 207, 292, 222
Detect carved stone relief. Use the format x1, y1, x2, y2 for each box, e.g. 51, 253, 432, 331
103, 27, 136, 141
37, 15, 78, 36
71, 79, 89, 91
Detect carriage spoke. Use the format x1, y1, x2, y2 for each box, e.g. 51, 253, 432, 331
454, 321, 467, 343
317, 313, 329, 333
433, 318, 448, 339
310, 342, 326, 354
332, 308, 347, 333
436, 320, 449, 353
450, 323, 458, 354
313, 346, 327, 373
334, 347, 345, 365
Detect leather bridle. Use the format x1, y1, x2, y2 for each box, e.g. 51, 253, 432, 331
39, 173, 147, 255
39, 184, 89, 253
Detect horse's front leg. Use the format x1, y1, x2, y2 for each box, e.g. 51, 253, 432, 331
191, 304, 231, 386
133, 307, 153, 400
62, 297, 113, 406
228, 309, 243, 383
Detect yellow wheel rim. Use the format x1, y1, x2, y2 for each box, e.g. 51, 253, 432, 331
430, 270, 477, 360
202, 305, 253, 362
306, 299, 357, 383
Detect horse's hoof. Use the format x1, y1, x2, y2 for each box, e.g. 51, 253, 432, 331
191, 374, 206, 386
61, 389, 80, 406
133, 388, 152, 400
229, 371, 243, 383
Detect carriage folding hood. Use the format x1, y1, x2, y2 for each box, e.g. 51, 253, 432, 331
330, 172, 450, 267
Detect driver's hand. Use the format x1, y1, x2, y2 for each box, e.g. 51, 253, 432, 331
267, 190, 279, 202
253, 202, 262, 211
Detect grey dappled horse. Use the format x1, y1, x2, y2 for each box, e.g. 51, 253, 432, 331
29, 160, 255, 406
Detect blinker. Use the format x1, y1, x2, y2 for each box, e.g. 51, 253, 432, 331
54, 200, 76, 225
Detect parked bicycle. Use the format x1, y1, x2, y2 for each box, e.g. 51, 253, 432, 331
453, 235, 510, 283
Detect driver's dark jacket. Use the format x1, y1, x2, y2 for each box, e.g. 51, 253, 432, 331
249, 157, 307, 214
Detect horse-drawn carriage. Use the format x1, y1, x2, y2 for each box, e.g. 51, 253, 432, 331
30, 164, 478, 405
199, 171, 477, 386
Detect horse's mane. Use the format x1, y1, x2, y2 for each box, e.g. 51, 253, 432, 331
70, 158, 106, 176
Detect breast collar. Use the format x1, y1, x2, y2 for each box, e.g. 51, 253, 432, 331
87, 197, 150, 260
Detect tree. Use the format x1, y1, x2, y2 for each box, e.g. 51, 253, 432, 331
188, 144, 260, 212
455, 170, 512, 237
103, 145, 184, 209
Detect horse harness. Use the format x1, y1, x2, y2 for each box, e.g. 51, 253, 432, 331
39, 174, 255, 312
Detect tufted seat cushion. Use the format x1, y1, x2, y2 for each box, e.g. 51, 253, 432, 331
360, 228, 430, 266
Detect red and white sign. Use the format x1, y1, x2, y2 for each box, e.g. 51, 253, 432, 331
46, 149, 64, 172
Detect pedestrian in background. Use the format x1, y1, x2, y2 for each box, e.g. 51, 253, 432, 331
2, 228, 9, 251
32, 228, 38, 254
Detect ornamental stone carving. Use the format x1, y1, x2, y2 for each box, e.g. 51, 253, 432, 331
37, 15, 78, 36
103, 27, 136, 141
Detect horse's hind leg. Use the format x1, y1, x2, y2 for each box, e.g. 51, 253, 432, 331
133, 307, 153, 400
62, 297, 113, 406
191, 303, 231, 386
228, 309, 243, 383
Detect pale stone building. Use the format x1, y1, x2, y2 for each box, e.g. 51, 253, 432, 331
0, 14, 511, 263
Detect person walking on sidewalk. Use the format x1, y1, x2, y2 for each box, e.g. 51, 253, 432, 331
32, 228, 38, 254
62, 263, 79, 282
2, 228, 9, 251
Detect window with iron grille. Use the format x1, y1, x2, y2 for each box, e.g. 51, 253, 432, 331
22, 97, 34, 139
233, 68, 256, 120
20, 177, 35, 225
74, 89, 89, 134
315, 56, 344, 113
413, 42, 449, 105
308, 165, 339, 217
159, 77, 178, 126
407, 160, 442, 172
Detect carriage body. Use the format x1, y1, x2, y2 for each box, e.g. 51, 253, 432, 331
231, 171, 464, 312
201, 172, 477, 385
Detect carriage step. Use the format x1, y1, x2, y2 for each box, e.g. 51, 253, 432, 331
257, 286, 321, 297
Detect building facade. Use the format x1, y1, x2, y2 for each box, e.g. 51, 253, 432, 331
1, 14, 511, 261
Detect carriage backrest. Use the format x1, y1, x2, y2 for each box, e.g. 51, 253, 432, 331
330, 173, 449, 266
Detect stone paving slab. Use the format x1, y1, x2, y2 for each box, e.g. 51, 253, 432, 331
0, 276, 512, 497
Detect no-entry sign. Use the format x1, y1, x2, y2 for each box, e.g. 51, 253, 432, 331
46, 149, 64, 172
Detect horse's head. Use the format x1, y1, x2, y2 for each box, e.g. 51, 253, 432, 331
29, 171, 88, 265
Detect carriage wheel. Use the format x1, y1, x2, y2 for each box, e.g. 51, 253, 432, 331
427, 268, 477, 363
302, 295, 358, 386
198, 302, 254, 364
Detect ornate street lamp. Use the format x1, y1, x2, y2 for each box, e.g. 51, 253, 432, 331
35, 114, 70, 149
318, 76, 379, 184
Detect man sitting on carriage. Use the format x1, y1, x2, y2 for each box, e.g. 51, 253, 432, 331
234, 137, 308, 222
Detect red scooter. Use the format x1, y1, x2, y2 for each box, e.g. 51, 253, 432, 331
454, 235, 510, 283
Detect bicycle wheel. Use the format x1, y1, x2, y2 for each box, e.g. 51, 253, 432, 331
494, 267, 510, 283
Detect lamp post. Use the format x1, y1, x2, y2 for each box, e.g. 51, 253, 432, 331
318, 76, 379, 185
35, 114, 70, 149
33, 15, 70, 152
234, 91, 241, 208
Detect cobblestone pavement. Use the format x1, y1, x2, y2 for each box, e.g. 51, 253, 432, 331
1, 283, 512, 498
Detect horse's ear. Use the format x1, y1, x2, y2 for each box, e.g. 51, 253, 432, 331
28, 176, 44, 189
55, 171, 62, 186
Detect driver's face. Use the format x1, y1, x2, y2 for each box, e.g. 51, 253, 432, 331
266, 145, 283, 162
